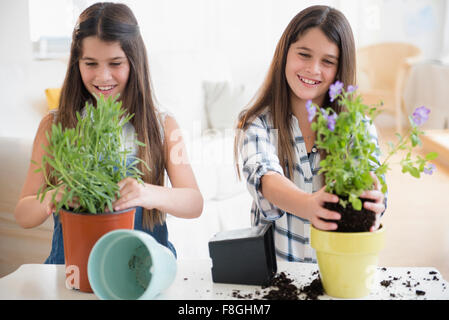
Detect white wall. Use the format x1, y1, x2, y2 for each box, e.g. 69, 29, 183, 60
0, 0, 32, 63
441, 0, 449, 60
0, 0, 67, 138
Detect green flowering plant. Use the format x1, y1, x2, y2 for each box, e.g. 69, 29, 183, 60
307, 81, 438, 211
33, 94, 149, 214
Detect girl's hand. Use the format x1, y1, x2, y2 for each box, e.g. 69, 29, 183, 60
44, 186, 79, 215
307, 186, 341, 231
112, 177, 154, 212
360, 172, 385, 232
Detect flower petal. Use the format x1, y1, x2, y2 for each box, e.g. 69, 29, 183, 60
306, 100, 316, 123
424, 163, 436, 175
329, 81, 344, 102
347, 85, 358, 93
412, 106, 431, 126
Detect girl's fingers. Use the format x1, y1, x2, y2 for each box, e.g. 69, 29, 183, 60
114, 183, 134, 205
313, 218, 338, 231
316, 186, 338, 203
364, 201, 385, 215
117, 178, 131, 190
114, 190, 138, 210
370, 214, 381, 232
360, 190, 383, 201
370, 223, 379, 232
318, 208, 341, 221
324, 193, 339, 203
114, 196, 139, 211
115, 179, 139, 201
118, 177, 136, 191
118, 186, 132, 199
113, 195, 125, 209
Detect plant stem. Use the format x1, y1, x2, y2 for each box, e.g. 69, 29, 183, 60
381, 128, 412, 167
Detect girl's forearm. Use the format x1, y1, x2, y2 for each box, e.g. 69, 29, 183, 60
14, 195, 50, 229
260, 173, 312, 220
147, 185, 203, 219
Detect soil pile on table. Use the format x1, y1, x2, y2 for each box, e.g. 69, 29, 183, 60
262, 271, 324, 300
378, 268, 448, 298
261, 272, 300, 300
232, 271, 324, 300
299, 275, 325, 300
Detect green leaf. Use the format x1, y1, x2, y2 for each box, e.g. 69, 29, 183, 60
425, 152, 438, 160
411, 133, 420, 147
51, 185, 61, 208
352, 197, 362, 211
60, 189, 73, 211
86, 200, 96, 214
33, 167, 43, 173
36, 185, 43, 201
409, 167, 420, 178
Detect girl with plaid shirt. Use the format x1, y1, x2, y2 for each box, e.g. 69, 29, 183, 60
234, 6, 386, 262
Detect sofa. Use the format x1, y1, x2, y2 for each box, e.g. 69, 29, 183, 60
0, 136, 54, 277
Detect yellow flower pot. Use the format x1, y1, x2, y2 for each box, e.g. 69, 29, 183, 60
310, 225, 385, 299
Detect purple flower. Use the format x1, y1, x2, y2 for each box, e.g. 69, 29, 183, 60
329, 80, 344, 102
347, 85, 358, 94
412, 106, 430, 126
424, 163, 436, 175
325, 113, 338, 131
306, 100, 316, 123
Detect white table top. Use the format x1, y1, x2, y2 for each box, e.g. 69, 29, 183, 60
0, 260, 448, 300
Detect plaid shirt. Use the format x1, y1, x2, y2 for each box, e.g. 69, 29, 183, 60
239, 108, 385, 262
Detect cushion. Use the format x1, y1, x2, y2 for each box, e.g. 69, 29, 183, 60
191, 130, 246, 201
202, 81, 250, 131
45, 88, 61, 110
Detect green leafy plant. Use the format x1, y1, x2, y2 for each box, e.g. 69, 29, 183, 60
33, 94, 149, 214
307, 81, 438, 211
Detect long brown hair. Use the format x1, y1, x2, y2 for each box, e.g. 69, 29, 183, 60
56, 2, 165, 230
234, 5, 356, 179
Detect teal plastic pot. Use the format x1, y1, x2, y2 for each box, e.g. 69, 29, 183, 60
87, 229, 177, 300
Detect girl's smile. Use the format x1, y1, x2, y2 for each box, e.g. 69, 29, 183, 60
93, 84, 118, 95
298, 75, 322, 87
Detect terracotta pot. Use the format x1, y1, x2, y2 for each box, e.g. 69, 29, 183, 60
60, 207, 136, 293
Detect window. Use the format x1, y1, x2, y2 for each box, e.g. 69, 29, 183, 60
28, 0, 97, 59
